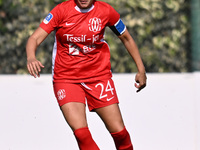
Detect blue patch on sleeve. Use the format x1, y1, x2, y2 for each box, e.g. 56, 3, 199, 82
115, 19, 126, 35
43, 13, 53, 24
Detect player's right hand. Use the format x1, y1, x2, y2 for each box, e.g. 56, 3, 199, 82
27, 58, 44, 78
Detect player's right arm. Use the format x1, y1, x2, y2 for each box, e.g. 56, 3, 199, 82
26, 27, 48, 78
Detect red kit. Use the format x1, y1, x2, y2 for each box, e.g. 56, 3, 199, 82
40, 0, 125, 83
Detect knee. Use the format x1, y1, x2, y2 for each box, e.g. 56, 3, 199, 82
74, 127, 100, 150
70, 124, 88, 132
111, 127, 133, 150
74, 127, 91, 143
107, 122, 125, 133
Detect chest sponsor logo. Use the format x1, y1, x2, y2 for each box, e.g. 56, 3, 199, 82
63, 34, 100, 55
89, 17, 102, 32
63, 34, 99, 43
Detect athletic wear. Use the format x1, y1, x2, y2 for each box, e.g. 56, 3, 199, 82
74, 127, 100, 150
40, 0, 126, 83
39, 1, 132, 150
53, 79, 119, 111
111, 127, 133, 150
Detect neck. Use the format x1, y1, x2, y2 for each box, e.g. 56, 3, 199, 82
75, 4, 94, 13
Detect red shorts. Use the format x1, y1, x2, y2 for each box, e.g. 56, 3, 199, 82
53, 79, 119, 111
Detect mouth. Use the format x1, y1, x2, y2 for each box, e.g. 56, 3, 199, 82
76, 0, 93, 9
80, 0, 88, 4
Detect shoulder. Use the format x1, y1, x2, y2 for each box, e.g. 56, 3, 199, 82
95, 1, 117, 17
56, 0, 74, 10
52, 0, 74, 16
95, 1, 114, 9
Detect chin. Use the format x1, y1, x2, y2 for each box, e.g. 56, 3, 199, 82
80, 5, 88, 9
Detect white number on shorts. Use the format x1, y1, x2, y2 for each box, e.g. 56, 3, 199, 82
95, 80, 114, 99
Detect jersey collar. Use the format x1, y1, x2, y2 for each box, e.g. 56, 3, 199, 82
75, 4, 95, 13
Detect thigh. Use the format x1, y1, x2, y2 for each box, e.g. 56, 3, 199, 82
95, 104, 125, 133
53, 82, 86, 106
61, 102, 88, 131
53, 82, 88, 131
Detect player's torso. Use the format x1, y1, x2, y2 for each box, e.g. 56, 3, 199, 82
55, 3, 109, 55
51, 1, 115, 82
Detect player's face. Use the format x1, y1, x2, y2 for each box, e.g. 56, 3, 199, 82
75, 0, 94, 9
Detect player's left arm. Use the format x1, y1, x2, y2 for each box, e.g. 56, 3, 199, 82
118, 29, 147, 92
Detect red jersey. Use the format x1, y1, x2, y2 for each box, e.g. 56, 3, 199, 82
40, 0, 124, 83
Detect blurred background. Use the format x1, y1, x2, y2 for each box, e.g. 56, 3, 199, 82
0, 0, 199, 74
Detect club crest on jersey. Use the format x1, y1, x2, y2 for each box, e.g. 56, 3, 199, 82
88, 17, 102, 32
43, 13, 53, 24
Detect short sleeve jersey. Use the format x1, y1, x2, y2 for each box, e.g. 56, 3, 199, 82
40, 0, 124, 83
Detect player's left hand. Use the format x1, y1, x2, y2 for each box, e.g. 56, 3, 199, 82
134, 72, 147, 92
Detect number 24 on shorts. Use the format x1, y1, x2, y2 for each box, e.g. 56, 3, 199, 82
95, 80, 115, 101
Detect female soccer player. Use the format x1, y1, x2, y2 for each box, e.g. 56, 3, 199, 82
26, 0, 147, 149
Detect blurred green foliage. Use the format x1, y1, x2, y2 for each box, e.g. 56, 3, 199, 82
0, 0, 190, 74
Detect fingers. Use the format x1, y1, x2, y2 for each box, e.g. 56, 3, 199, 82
27, 63, 36, 78
135, 82, 146, 93
27, 59, 44, 78
135, 73, 147, 92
